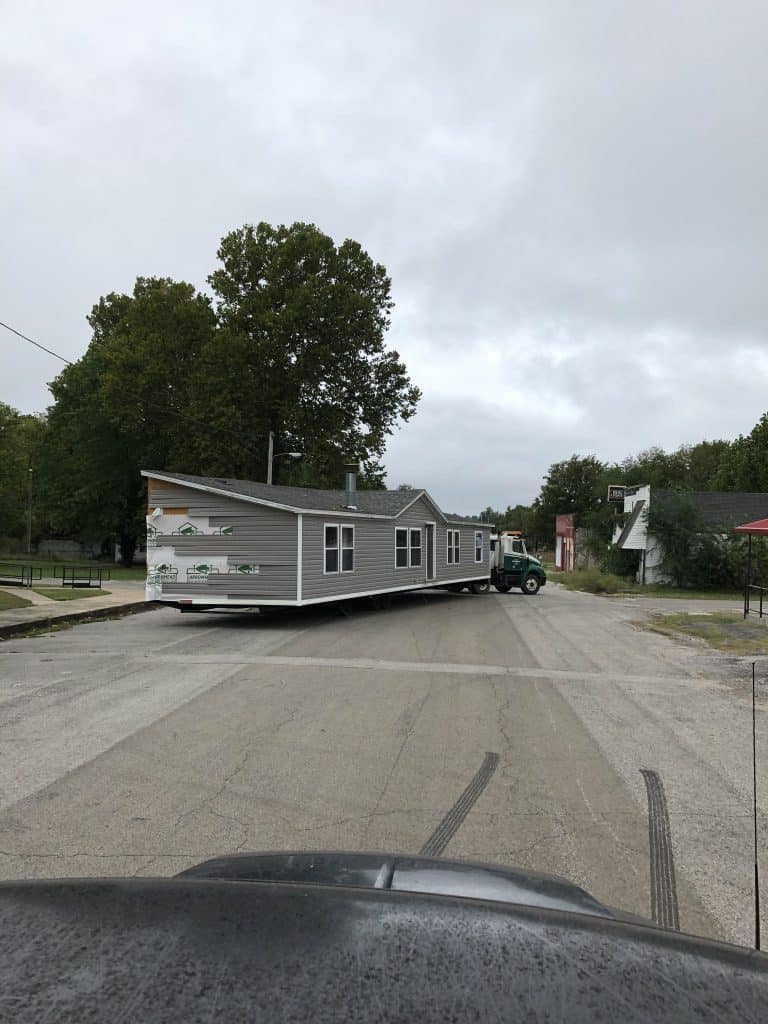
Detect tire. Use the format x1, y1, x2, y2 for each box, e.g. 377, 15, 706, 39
470, 580, 491, 595
494, 584, 511, 593
521, 575, 541, 596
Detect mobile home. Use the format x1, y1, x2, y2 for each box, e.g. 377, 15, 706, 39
143, 469, 493, 608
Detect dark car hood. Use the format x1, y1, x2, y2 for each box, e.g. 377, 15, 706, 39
178, 849, 632, 920
1, 875, 767, 1022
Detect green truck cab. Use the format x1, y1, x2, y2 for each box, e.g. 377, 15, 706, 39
490, 533, 547, 595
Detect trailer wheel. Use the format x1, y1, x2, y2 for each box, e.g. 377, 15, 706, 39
521, 575, 541, 595
494, 583, 511, 593
470, 580, 491, 595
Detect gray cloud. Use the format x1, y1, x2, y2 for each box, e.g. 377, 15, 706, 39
2, 1, 767, 513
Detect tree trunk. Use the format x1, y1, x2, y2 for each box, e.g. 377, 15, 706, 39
119, 532, 137, 567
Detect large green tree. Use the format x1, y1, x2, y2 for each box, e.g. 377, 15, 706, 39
530, 454, 608, 540
0, 403, 47, 543
186, 222, 421, 485
713, 414, 768, 491
39, 277, 215, 563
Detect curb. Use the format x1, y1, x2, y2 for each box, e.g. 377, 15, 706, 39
0, 600, 160, 640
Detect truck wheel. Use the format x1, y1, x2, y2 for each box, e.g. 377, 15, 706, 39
470, 580, 491, 595
494, 584, 511, 593
521, 575, 541, 596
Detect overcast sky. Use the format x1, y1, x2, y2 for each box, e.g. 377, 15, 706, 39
2, 1, 767, 513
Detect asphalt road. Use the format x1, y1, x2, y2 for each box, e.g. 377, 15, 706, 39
0, 584, 765, 947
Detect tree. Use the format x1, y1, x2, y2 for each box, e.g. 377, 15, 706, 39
713, 414, 768, 491
39, 277, 215, 564
529, 455, 608, 541
189, 222, 421, 486
0, 403, 47, 542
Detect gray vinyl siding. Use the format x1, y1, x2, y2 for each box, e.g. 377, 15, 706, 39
438, 524, 492, 581
300, 497, 491, 600
148, 478, 490, 604
151, 483, 297, 600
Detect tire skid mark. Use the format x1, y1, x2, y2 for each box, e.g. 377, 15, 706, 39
641, 768, 680, 929
420, 752, 500, 857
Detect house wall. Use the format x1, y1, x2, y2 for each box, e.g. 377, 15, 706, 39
300, 496, 491, 601
146, 481, 298, 600
146, 480, 491, 604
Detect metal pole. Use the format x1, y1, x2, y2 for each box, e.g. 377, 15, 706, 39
746, 535, 753, 619
25, 467, 32, 554
753, 662, 761, 950
266, 431, 274, 486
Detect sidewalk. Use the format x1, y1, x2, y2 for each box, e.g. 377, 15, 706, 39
0, 580, 152, 638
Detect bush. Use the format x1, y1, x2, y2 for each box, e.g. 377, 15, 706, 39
559, 569, 627, 594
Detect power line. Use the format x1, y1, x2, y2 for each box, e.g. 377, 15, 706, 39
0, 316, 263, 448
0, 319, 73, 365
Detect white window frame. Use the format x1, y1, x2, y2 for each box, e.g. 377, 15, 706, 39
474, 530, 484, 563
340, 524, 355, 574
395, 527, 409, 568
409, 527, 422, 569
395, 526, 424, 568
325, 523, 355, 575
324, 523, 340, 575
447, 529, 460, 565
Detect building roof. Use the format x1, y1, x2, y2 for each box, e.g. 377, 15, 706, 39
734, 517, 768, 535
653, 489, 768, 527
615, 499, 645, 548
143, 470, 488, 525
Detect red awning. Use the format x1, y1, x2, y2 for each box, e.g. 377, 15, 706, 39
734, 518, 768, 535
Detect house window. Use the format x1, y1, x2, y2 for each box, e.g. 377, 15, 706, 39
325, 524, 355, 574
410, 528, 422, 567
447, 529, 460, 564
474, 530, 484, 563
395, 528, 409, 568
395, 527, 422, 568
324, 525, 339, 574
341, 526, 354, 572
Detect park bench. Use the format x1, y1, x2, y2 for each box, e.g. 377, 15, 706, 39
0, 562, 43, 587
53, 565, 112, 588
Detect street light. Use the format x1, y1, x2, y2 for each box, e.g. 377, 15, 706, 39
267, 431, 301, 485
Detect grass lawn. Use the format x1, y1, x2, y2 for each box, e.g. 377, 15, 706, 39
32, 588, 111, 601
0, 556, 145, 581
555, 568, 741, 600
0, 590, 33, 610
644, 611, 768, 655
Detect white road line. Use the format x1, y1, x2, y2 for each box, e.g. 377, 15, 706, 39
0, 649, 725, 688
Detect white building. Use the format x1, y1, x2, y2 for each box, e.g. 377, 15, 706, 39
613, 485, 768, 585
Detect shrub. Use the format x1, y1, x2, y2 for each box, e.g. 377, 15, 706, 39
559, 568, 627, 594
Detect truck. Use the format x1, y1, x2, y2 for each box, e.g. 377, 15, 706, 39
490, 531, 547, 595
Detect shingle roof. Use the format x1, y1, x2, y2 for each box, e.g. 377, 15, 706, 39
654, 489, 768, 527
143, 470, 487, 524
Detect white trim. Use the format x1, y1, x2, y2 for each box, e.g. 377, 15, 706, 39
157, 574, 492, 608
394, 526, 409, 569
409, 526, 422, 570
474, 530, 484, 563
297, 513, 303, 601
447, 528, 460, 565
143, 470, 497, 526
395, 490, 448, 525
340, 523, 355, 573
142, 471, 394, 520
425, 520, 437, 581
323, 522, 340, 575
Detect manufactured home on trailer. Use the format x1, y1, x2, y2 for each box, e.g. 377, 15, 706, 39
142, 469, 493, 608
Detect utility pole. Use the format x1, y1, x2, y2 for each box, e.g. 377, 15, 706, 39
26, 467, 33, 554
267, 431, 275, 485
266, 432, 302, 485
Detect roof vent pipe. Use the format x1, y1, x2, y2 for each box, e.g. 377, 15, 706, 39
344, 463, 359, 510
